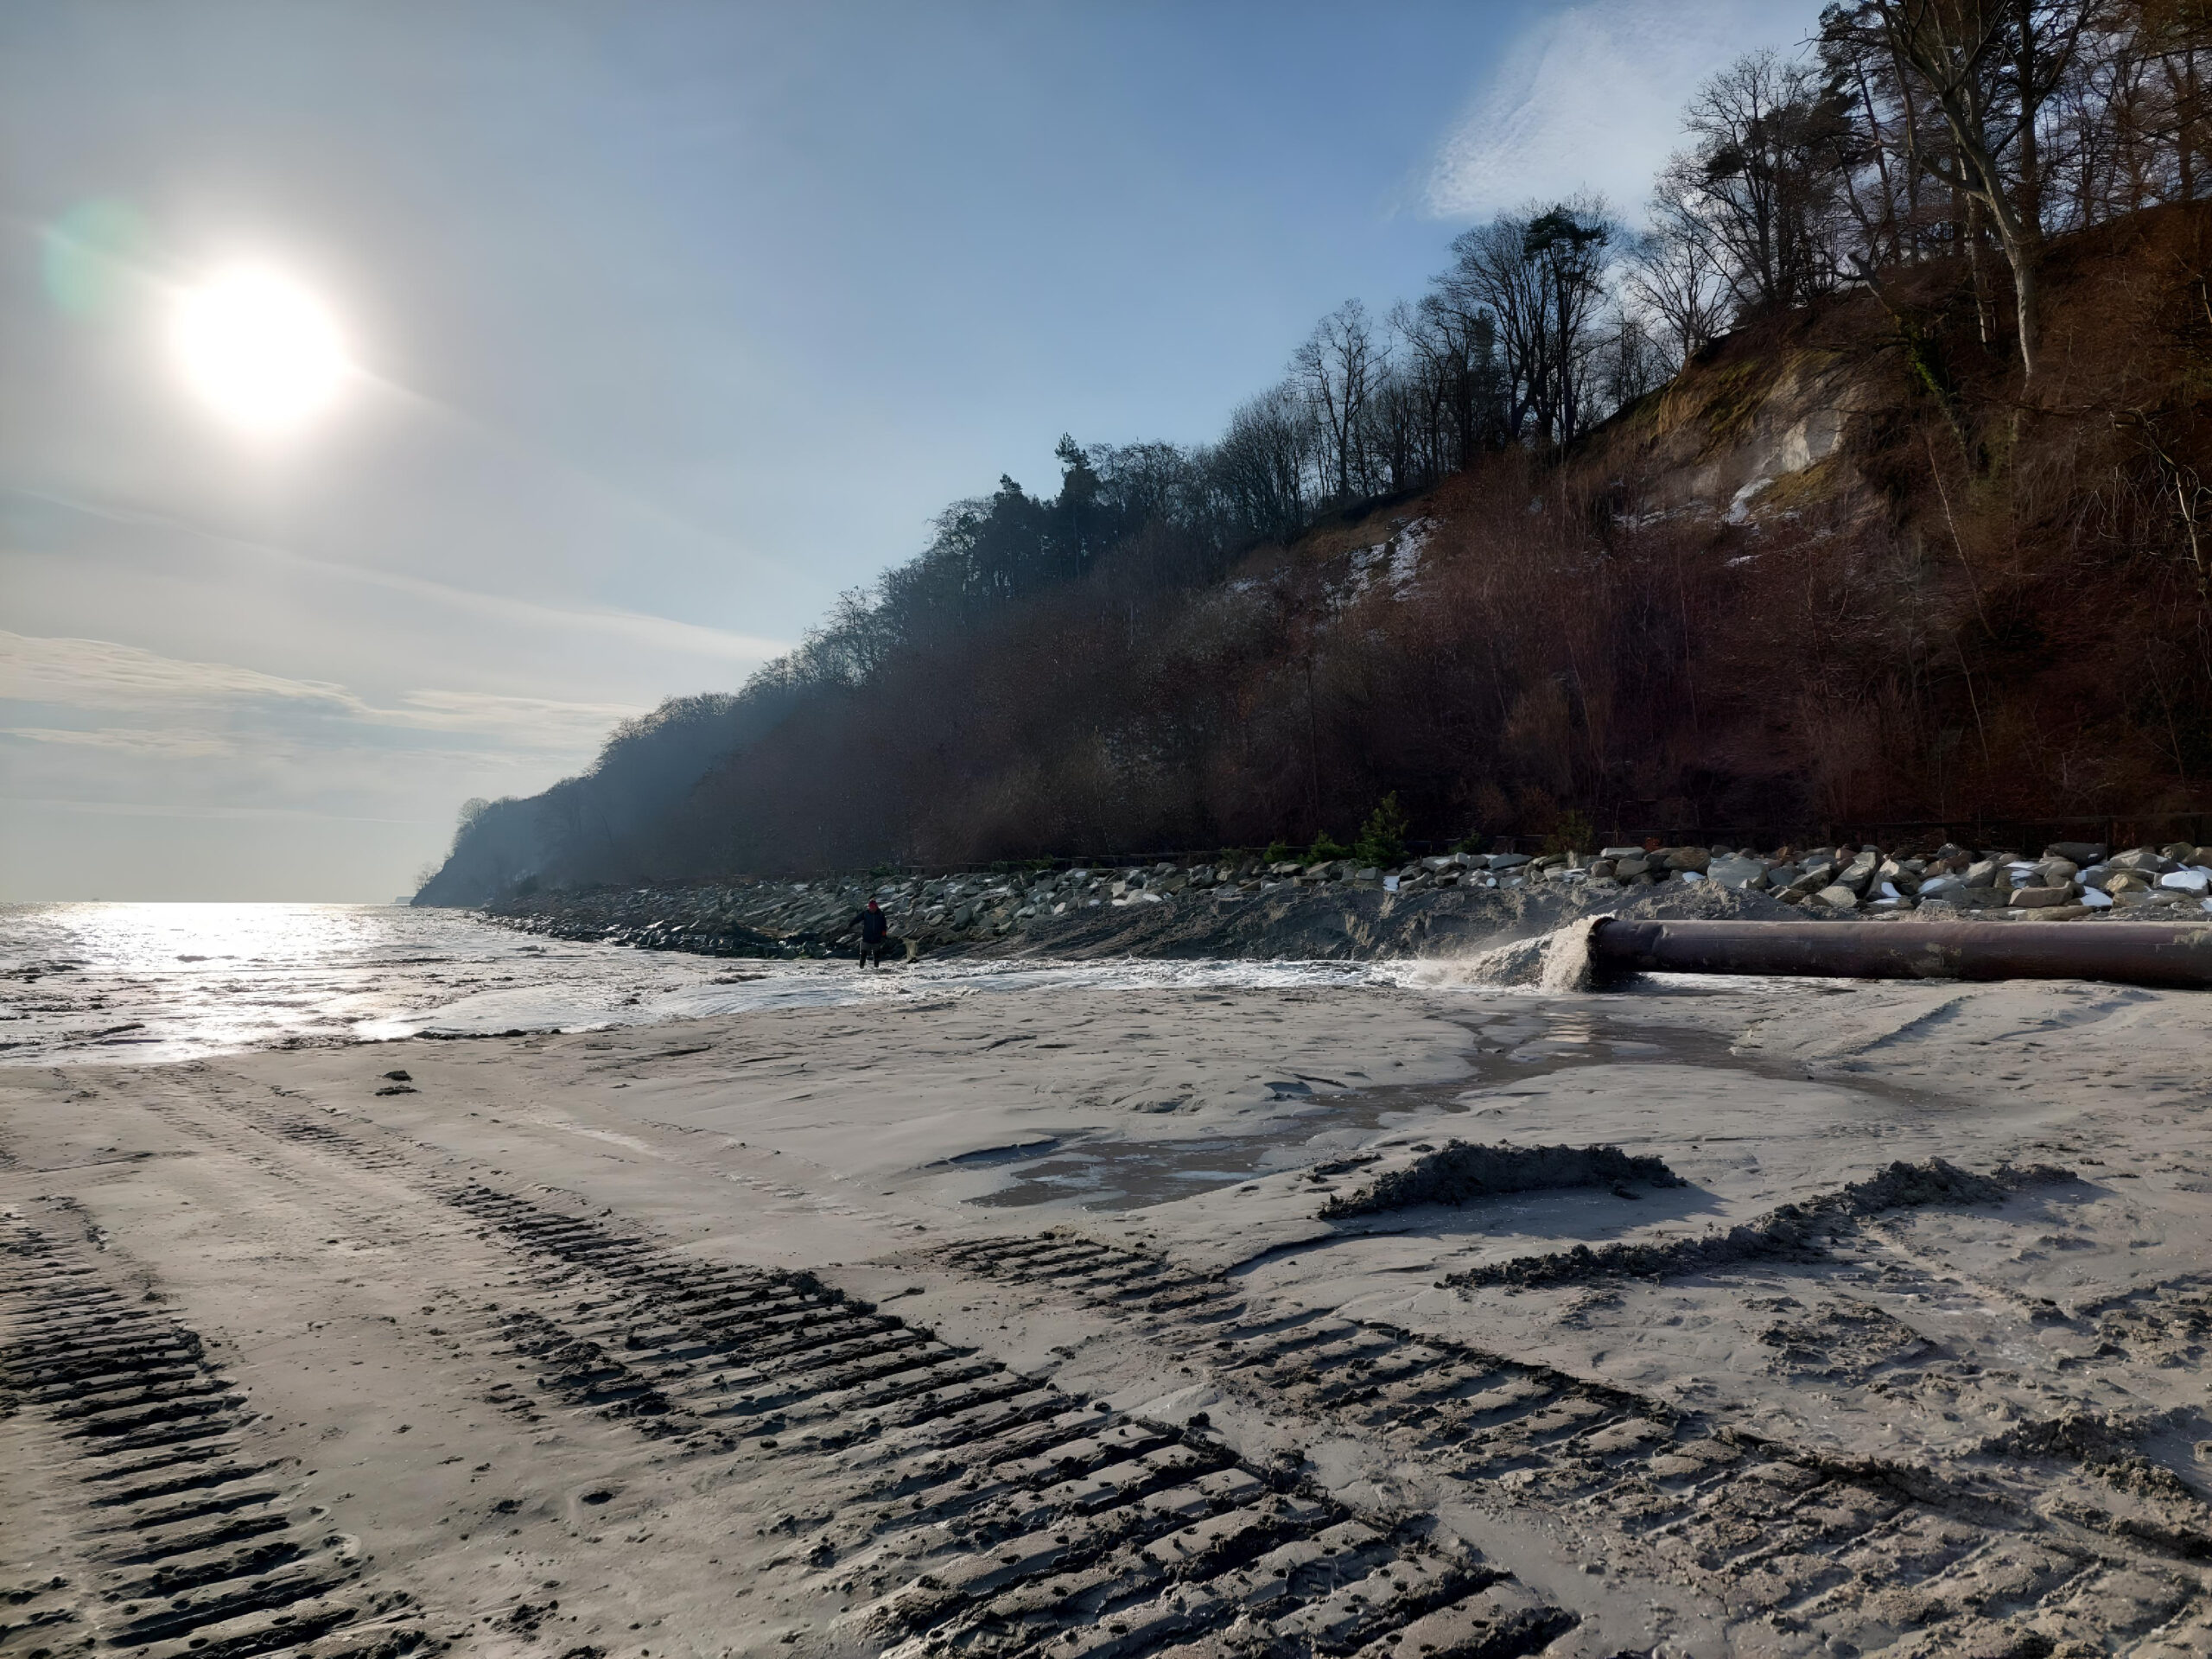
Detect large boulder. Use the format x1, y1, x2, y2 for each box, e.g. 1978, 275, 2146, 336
1706, 855, 1768, 890
1785, 861, 1837, 898
2109, 848, 2176, 873
1835, 851, 1878, 895
1874, 857, 1923, 894
2118, 887, 2188, 908
2044, 841, 2107, 864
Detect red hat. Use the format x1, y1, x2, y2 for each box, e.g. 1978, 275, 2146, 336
868, 899, 880, 908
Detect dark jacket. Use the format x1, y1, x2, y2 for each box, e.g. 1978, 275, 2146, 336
859, 906, 889, 943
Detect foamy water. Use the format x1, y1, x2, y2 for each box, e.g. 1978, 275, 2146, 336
0, 903, 1428, 1065
0, 903, 1803, 1066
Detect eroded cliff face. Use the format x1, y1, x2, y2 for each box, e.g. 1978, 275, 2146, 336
1594, 339, 1875, 526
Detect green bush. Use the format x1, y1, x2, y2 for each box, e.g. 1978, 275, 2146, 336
1263, 840, 1293, 864
1452, 831, 1490, 855
1352, 792, 1410, 868
1542, 809, 1595, 858
1306, 830, 1353, 862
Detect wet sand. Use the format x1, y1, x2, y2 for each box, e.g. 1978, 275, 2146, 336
6, 970, 2212, 1657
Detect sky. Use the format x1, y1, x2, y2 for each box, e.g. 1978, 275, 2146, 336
0, 0, 1824, 902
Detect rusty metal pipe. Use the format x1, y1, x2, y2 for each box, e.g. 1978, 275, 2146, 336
1591, 918, 2212, 989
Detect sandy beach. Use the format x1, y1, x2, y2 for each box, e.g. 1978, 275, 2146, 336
8, 964, 2212, 1658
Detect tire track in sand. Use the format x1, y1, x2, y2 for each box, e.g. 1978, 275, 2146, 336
46, 1078, 2212, 1654
447, 1185, 1578, 1659
930, 1231, 2212, 1656
0, 1218, 434, 1659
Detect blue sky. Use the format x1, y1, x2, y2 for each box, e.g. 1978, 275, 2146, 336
0, 0, 1823, 899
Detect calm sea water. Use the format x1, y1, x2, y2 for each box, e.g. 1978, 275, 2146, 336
0, 903, 1408, 1066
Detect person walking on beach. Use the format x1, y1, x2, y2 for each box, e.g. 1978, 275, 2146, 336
856, 899, 890, 969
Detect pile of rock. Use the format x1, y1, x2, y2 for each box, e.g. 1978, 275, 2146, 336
1672, 839, 2212, 919
486, 850, 1611, 957
480, 836, 2212, 959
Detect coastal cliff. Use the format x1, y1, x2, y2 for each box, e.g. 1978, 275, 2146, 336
423, 204, 2212, 907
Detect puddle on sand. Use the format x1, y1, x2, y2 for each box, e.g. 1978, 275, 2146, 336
962, 997, 1950, 1214
960, 1012, 1641, 1212
970, 1132, 1319, 1212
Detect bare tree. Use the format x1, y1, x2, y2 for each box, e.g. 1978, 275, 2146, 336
1383, 297, 1508, 480
1439, 198, 1619, 449
1210, 380, 1316, 543
1851, 0, 2094, 378
1626, 222, 1732, 365
1823, 5, 1931, 264
1522, 200, 1619, 446
1596, 303, 1673, 410
1655, 51, 1853, 319
1293, 299, 1379, 502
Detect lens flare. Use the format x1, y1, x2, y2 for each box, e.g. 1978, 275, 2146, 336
173, 268, 350, 434
41, 199, 151, 319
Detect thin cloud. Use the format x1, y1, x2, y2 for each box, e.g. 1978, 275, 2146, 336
1, 631, 365, 712
1, 632, 648, 750
9, 794, 442, 825
390, 689, 648, 742
1427, 0, 1826, 223
2, 725, 245, 758
0, 486, 791, 668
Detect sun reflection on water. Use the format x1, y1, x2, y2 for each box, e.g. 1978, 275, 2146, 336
0, 905, 1427, 1066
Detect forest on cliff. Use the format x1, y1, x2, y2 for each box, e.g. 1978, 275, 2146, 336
421, 1, 2212, 901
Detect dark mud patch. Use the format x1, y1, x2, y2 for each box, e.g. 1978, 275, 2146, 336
1445, 1157, 2077, 1290
1318, 1140, 1685, 1219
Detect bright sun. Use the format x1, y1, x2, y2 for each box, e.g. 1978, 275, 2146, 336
173, 268, 351, 434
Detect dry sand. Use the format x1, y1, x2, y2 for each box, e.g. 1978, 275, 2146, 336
7, 966, 2212, 1658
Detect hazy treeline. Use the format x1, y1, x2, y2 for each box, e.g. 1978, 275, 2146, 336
420, 0, 2212, 900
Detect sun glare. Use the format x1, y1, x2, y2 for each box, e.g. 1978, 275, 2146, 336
173, 268, 350, 435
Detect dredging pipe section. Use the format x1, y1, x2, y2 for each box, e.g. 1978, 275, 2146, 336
1591, 918, 2212, 989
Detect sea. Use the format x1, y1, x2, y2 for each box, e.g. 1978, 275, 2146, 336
0, 903, 1410, 1066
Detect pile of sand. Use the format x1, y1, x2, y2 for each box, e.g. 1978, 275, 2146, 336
1443, 1157, 2076, 1289
1318, 1140, 1685, 1218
